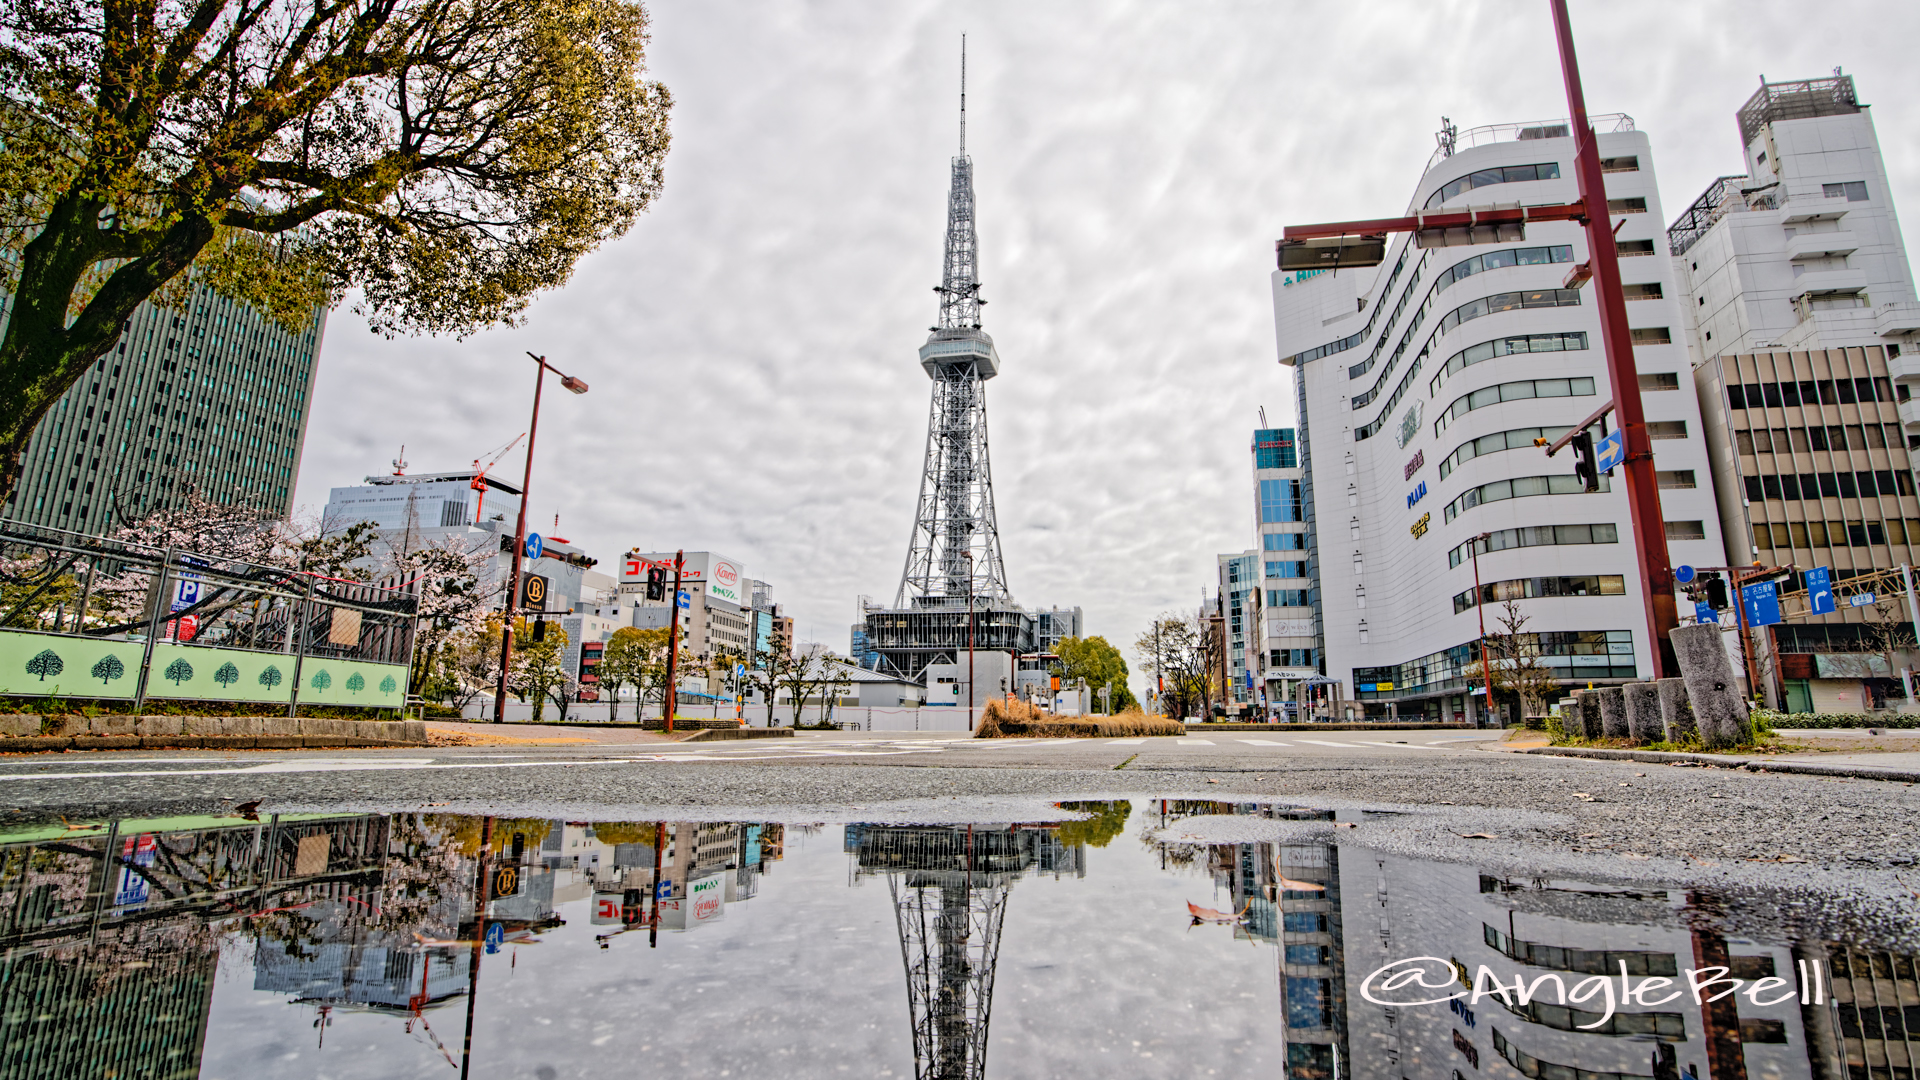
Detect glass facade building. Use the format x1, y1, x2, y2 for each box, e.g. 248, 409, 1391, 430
0, 285, 323, 532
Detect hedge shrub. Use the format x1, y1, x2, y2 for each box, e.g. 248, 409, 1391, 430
1749, 708, 1920, 730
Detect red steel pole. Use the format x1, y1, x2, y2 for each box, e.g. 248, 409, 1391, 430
1549, 0, 1677, 679
494, 360, 548, 722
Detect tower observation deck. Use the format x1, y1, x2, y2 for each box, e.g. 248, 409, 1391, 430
866, 39, 1033, 680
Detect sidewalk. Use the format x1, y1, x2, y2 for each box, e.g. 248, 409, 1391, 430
426, 721, 689, 746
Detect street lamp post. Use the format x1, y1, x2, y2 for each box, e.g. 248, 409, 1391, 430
1469, 532, 1498, 727
961, 550, 975, 730
494, 352, 588, 724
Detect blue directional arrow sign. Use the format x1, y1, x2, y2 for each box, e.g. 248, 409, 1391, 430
1694, 601, 1718, 625
524, 533, 544, 559
1742, 581, 1782, 627
676, 589, 691, 610
484, 921, 504, 954
1594, 429, 1625, 474
1806, 566, 1835, 615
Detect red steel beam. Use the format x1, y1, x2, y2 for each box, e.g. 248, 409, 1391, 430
1278, 201, 1588, 244
1551, 0, 1678, 678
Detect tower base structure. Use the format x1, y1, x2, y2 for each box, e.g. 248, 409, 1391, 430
861, 598, 1034, 683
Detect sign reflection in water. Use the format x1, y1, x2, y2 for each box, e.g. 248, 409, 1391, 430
0, 804, 1909, 1080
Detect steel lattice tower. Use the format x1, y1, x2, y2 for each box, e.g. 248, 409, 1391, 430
896, 38, 1011, 611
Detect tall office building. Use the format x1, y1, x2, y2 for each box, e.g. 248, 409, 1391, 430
1217, 550, 1260, 709
1672, 73, 1920, 699
1251, 426, 1318, 709
1275, 116, 1722, 721
0, 285, 324, 533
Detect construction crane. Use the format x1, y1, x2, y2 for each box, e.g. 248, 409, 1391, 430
469, 433, 526, 524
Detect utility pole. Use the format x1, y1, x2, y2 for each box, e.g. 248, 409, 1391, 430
662, 551, 684, 733
1469, 533, 1498, 728
494, 353, 588, 723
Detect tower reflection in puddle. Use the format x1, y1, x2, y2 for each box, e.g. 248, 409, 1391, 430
847, 821, 1087, 1080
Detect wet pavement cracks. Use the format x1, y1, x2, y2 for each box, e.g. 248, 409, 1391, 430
1, 733, 1917, 1080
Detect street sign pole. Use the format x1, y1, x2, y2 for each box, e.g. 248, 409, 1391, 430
662, 551, 684, 734
496, 358, 547, 724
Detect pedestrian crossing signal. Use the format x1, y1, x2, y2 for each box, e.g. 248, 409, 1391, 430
646, 566, 666, 601
1570, 430, 1599, 493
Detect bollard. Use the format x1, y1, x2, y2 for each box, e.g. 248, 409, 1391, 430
1670, 623, 1752, 749
1623, 682, 1662, 745
1656, 678, 1697, 743
1570, 690, 1605, 740
1597, 687, 1629, 739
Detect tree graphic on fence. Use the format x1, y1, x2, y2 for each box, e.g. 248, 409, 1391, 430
25, 649, 64, 681
91, 654, 125, 685
259, 665, 284, 690
310, 669, 332, 691
214, 662, 241, 688
163, 658, 194, 685
379, 675, 397, 695
345, 672, 366, 694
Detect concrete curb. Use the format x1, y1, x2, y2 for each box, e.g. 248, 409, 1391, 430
682, 728, 795, 742
1515, 745, 1920, 783
0, 713, 426, 752
1187, 722, 1477, 732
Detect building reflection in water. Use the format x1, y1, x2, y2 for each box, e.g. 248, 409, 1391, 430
1140, 801, 1908, 1080
846, 821, 1087, 1080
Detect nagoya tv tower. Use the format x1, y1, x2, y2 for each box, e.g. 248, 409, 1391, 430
898, 36, 1010, 611
863, 37, 1033, 682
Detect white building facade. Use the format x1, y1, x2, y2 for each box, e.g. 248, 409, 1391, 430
1275, 118, 1723, 722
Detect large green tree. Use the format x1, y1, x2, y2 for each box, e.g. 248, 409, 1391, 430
1053, 635, 1136, 713
0, 0, 672, 503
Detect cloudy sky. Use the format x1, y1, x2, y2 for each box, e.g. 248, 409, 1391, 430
293, 0, 1920, 662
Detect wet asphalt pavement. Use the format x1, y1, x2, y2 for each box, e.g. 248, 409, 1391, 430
3, 728, 1916, 895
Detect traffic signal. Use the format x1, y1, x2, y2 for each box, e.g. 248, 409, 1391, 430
1570, 430, 1599, 493
646, 566, 666, 601
1702, 573, 1728, 610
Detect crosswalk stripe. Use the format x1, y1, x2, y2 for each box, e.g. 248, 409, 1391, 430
1180, 738, 1215, 745
1236, 738, 1291, 746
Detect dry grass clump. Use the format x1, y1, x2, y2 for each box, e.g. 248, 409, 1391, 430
975, 699, 1183, 738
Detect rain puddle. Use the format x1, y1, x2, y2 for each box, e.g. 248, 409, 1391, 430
0, 799, 1911, 1079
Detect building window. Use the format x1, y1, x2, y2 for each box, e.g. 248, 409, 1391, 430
1435, 289, 1583, 338
1599, 156, 1640, 173
1435, 377, 1596, 437
1431, 332, 1588, 396
1425, 162, 1561, 208
1433, 246, 1575, 295
1664, 520, 1706, 541
1639, 373, 1680, 391
1606, 197, 1648, 214
1657, 470, 1696, 489
1629, 327, 1671, 345
1615, 238, 1656, 256
1620, 282, 1663, 300
1453, 574, 1625, 614
1444, 473, 1607, 523
1439, 425, 1571, 480
1260, 479, 1303, 523
1448, 522, 1619, 568
1646, 421, 1688, 440
1263, 532, 1306, 551
1822, 181, 1869, 202
1254, 429, 1298, 468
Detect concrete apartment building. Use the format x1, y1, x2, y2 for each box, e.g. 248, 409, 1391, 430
1670, 73, 1920, 710
1, 284, 323, 534
1275, 117, 1723, 722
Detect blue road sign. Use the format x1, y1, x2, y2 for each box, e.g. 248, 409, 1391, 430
1694, 602, 1718, 625
1807, 566, 1835, 614
1851, 592, 1877, 607
1595, 429, 1625, 473
524, 533, 543, 559
656, 879, 673, 899
1742, 581, 1782, 627
1675, 564, 1697, 585
676, 589, 691, 609
484, 922, 504, 954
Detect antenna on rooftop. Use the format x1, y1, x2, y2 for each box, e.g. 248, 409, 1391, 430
1259, 406, 1269, 428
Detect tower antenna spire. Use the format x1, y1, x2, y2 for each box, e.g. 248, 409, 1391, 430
959, 34, 967, 157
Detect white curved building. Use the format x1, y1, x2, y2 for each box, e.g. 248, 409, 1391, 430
1273, 118, 1723, 723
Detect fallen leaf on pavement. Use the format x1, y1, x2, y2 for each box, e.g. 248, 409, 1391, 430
1459, 833, 1496, 839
